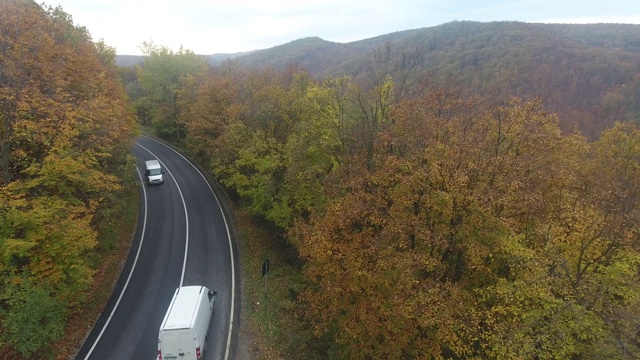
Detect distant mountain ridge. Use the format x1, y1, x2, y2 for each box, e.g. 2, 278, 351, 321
116, 21, 640, 138
116, 21, 640, 72
228, 21, 640, 76
115, 50, 257, 67
225, 21, 640, 137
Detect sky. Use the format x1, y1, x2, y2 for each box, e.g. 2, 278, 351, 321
44, 0, 640, 55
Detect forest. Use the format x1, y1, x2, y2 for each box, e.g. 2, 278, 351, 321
0, 1, 137, 358
215, 21, 640, 140
1, 0, 639, 359
124, 38, 640, 358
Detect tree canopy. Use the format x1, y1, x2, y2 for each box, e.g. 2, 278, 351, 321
135, 42, 208, 143
123, 20, 640, 359
0, 1, 136, 357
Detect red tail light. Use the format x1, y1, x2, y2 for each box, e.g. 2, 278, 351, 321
196, 346, 201, 359
157, 350, 162, 360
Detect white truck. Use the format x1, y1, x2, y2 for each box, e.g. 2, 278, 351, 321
157, 286, 216, 360
145, 159, 164, 185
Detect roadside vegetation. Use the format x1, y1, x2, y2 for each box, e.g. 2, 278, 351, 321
0, 1, 137, 359
234, 210, 327, 359
54, 182, 139, 359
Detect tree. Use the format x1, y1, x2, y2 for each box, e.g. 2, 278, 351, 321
207, 69, 332, 227
294, 90, 640, 358
279, 82, 344, 227
136, 42, 208, 143
178, 66, 242, 167
0, 1, 136, 356
0, 278, 67, 359
0, 0, 67, 185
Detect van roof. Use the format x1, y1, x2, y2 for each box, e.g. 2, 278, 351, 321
145, 159, 160, 166
161, 286, 205, 330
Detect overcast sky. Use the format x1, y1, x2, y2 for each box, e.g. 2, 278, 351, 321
45, 0, 640, 55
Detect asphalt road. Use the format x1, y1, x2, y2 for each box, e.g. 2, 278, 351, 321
75, 136, 240, 360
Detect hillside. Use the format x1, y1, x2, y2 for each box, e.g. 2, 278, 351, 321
232, 22, 640, 75
117, 21, 640, 138
214, 36, 362, 74
228, 21, 640, 138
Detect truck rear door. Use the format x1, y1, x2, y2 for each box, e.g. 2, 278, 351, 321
161, 329, 197, 359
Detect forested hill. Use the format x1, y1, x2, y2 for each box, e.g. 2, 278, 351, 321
116, 21, 640, 137
227, 21, 640, 73
223, 21, 640, 138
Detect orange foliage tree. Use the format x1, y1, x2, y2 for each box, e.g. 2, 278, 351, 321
294, 88, 640, 358
0, 1, 135, 357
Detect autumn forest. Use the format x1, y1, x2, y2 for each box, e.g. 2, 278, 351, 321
0, 1, 136, 358
2, 0, 640, 359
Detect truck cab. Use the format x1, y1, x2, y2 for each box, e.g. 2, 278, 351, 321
145, 160, 164, 185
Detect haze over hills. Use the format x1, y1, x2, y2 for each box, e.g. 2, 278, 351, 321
223, 21, 640, 77
117, 21, 640, 138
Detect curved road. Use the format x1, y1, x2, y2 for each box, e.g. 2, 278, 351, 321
76, 136, 239, 360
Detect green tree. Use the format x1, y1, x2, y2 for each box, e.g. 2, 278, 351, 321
208, 69, 328, 227
136, 42, 208, 143
279, 82, 344, 228
214, 125, 286, 222
0, 278, 66, 359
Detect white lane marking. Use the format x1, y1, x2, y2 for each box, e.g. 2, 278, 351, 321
144, 135, 236, 360
137, 143, 190, 287
84, 166, 148, 360
84, 143, 191, 359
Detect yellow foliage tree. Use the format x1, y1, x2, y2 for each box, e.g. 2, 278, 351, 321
295, 89, 640, 358
0, 0, 136, 357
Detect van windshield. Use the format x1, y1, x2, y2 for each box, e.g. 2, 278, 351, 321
148, 168, 162, 176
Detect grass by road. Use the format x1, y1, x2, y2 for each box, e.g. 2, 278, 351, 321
233, 210, 329, 360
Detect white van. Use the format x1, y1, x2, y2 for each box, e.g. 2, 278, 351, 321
145, 160, 164, 185
158, 286, 216, 360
